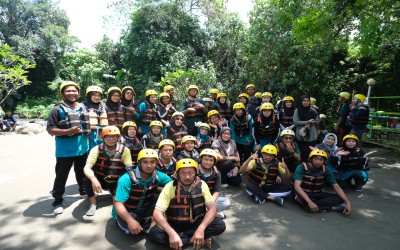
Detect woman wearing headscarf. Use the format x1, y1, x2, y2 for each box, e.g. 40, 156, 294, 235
105, 87, 125, 130
121, 86, 140, 124
293, 94, 319, 162
166, 112, 189, 147
120, 121, 142, 164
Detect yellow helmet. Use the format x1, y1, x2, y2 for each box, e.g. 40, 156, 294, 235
354, 94, 366, 103
207, 110, 220, 119
60, 81, 80, 98
187, 85, 199, 92
164, 85, 174, 92
282, 96, 294, 102
217, 93, 227, 100
233, 102, 246, 110
145, 89, 158, 97
158, 139, 175, 149
122, 121, 137, 130
260, 103, 274, 111
107, 86, 122, 95
319, 113, 327, 119
238, 93, 250, 99
181, 135, 196, 145
200, 148, 218, 161
339, 92, 351, 100
310, 97, 316, 105
261, 144, 277, 156
210, 88, 220, 95
198, 123, 210, 130
308, 150, 328, 161
122, 86, 135, 96
159, 92, 170, 100
246, 84, 256, 90
262, 92, 273, 98
86, 85, 102, 95
150, 120, 163, 128
176, 158, 198, 172
102, 125, 120, 138
280, 129, 295, 137
342, 134, 359, 143
137, 149, 159, 162
172, 111, 184, 119
255, 92, 262, 98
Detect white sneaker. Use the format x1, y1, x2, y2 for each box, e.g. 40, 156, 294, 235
86, 204, 97, 216
215, 211, 225, 219
221, 184, 229, 188
53, 205, 64, 215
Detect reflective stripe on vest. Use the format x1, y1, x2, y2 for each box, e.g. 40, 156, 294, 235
93, 143, 126, 181
141, 101, 157, 124
248, 160, 279, 187
198, 166, 219, 194
58, 102, 91, 135
106, 105, 125, 128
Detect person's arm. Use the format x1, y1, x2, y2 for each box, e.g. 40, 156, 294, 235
332, 184, 352, 215
278, 159, 291, 180
83, 147, 103, 193
114, 201, 143, 234
240, 153, 258, 173
293, 180, 319, 213
253, 120, 261, 148
293, 109, 309, 126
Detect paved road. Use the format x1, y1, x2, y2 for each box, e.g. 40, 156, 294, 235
0, 133, 399, 249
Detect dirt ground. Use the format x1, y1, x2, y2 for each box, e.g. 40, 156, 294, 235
0, 133, 399, 250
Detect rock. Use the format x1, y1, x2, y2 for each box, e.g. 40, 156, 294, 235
16, 123, 46, 134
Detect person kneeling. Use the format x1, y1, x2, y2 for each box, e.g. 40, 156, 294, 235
148, 158, 226, 249
83, 126, 131, 216
293, 150, 352, 215
240, 145, 292, 206
113, 149, 172, 235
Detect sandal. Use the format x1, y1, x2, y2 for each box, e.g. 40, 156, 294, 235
205, 237, 212, 249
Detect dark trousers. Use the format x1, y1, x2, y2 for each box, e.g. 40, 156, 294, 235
338, 127, 351, 147
148, 218, 226, 247
294, 192, 343, 212
217, 160, 242, 186
83, 175, 117, 198
296, 139, 317, 162
236, 142, 253, 164
52, 153, 88, 206
245, 182, 292, 198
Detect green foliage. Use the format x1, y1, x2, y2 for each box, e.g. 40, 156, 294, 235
15, 97, 55, 119
0, 45, 35, 106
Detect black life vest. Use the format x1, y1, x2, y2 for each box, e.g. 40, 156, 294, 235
167, 125, 188, 146
248, 159, 280, 187
84, 102, 108, 130
275, 142, 297, 164
198, 166, 219, 194
156, 157, 177, 176
122, 136, 142, 164
231, 114, 251, 137
158, 103, 175, 122
300, 163, 326, 194
217, 104, 233, 122
279, 107, 294, 127
93, 143, 126, 181
166, 178, 206, 224
348, 104, 370, 125
123, 102, 139, 123
255, 115, 277, 138
123, 167, 159, 210
140, 101, 157, 124
184, 97, 204, 119
58, 102, 91, 136
105, 104, 125, 129
339, 150, 368, 171
247, 97, 260, 118
143, 133, 164, 149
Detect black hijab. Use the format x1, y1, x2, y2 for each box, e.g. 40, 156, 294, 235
106, 90, 121, 111
86, 92, 101, 110
297, 95, 317, 121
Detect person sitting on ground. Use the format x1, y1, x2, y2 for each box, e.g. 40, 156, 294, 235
120, 121, 142, 164
293, 149, 352, 215
156, 139, 177, 177
175, 135, 200, 163
240, 145, 292, 206
198, 149, 230, 219
113, 149, 172, 235
195, 122, 214, 152
148, 158, 226, 249
275, 129, 301, 173
166, 112, 188, 147
141, 120, 164, 151
337, 134, 370, 191
211, 127, 242, 187
83, 126, 131, 216
1, 109, 17, 132
253, 103, 280, 151
105, 87, 125, 130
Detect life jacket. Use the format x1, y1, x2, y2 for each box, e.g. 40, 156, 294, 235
158, 103, 175, 122
299, 163, 326, 194
123, 102, 139, 123
143, 133, 164, 149
275, 143, 297, 160
156, 157, 177, 176
217, 104, 233, 122
339, 150, 368, 171
247, 97, 260, 118
123, 167, 159, 210
85, 103, 108, 130
255, 115, 277, 138
248, 159, 280, 187
231, 114, 252, 137
184, 97, 204, 119
140, 101, 157, 124
167, 125, 188, 146
197, 136, 213, 153
93, 143, 126, 181
166, 178, 206, 224
105, 104, 125, 129
347, 104, 370, 125
198, 166, 219, 194
122, 136, 142, 164
279, 107, 294, 127
58, 102, 91, 136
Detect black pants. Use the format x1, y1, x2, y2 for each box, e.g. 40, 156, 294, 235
217, 160, 242, 186
83, 175, 117, 198
148, 218, 226, 247
236, 142, 253, 164
294, 192, 343, 212
52, 153, 88, 207
296, 139, 317, 162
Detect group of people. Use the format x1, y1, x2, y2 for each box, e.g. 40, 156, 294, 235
47, 81, 371, 249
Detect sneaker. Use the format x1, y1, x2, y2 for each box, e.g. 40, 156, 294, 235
86, 204, 97, 216
254, 195, 265, 204
335, 204, 346, 213
79, 191, 87, 199
215, 211, 225, 219
221, 184, 229, 188
245, 188, 254, 197
273, 197, 284, 206
53, 205, 64, 215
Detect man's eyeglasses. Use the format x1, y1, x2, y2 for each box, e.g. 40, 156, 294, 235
283, 136, 293, 140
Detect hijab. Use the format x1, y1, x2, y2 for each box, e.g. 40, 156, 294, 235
86, 92, 101, 110
106, 90, 121, 111
297, 94, 317, 121
317, 133, 338, 157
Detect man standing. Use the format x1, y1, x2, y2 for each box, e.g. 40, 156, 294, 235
47, 81, 91, 214
293, 150, 352, 215
347, 94, 370, 145
334, 92, 351, 146
148, 158, 226, 249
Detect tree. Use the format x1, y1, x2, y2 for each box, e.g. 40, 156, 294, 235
0, 45, 35, 106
